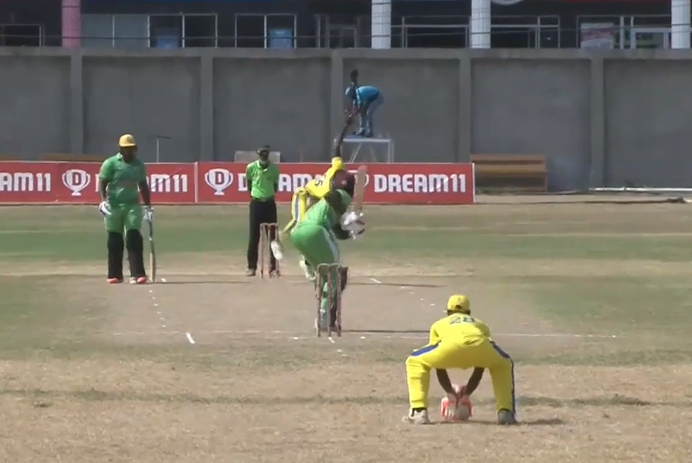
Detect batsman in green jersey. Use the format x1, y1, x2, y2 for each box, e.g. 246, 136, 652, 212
288, 171, 365, 331
98, 134, 153, 285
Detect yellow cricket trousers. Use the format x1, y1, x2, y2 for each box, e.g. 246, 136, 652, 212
405, 338, 515, 412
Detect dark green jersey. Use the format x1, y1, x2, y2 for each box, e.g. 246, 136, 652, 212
301, 189, 351, 229
99, 153, 147, 206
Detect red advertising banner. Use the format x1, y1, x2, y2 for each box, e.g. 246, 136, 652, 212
197, 163, 475, 205
0, 162, 195, 204
0, 161, 475, 205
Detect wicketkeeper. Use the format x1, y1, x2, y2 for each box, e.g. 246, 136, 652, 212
282, 172, 364, 331
403, 295, 517, 426
98, 134, 153, 284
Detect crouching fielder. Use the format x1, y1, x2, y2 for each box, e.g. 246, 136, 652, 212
403, 294, 517, 425
289, 172, 364, 331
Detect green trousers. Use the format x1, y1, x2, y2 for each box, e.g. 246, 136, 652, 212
104, 203, 143, 234
290, 223, 341, 325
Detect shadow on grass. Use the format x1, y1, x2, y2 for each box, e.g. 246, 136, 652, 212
349, 282, 444, 288
8, 389, 689, 409
439, 418, 566, 426
156, 280, 249, 285
345, 329, 429, 334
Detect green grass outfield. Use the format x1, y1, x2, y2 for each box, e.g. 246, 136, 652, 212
0, 203, 691, 365
2, 205, 692, 262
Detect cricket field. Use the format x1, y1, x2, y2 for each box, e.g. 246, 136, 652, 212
0, 197, 691, 462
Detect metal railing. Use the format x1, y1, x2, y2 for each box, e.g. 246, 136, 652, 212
1, 14, 689, 49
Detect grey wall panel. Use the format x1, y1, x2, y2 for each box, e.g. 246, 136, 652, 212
213, 58, 330, 162
342, 59, 459, 163
0, 57, 70, 159
604, 60, 692, 187
82, 57, 200, 162
471, 59, 591, 191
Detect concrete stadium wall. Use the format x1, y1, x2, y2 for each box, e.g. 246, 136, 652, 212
1, 48, 691, 190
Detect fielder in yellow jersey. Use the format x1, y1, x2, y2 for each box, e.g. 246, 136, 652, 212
279, 118, 354, 281
403, 294, 518, 425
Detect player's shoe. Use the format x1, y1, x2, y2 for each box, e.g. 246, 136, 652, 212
269, 269, 280, 278
129, 276, 147, 285
246, 269, 256, 277
107, 277, 123, 284
402, 409, 431, 425
299, 259, 316, 282
498, 409, 518, 425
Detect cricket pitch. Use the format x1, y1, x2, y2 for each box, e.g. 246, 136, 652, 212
0, 197, 691, 462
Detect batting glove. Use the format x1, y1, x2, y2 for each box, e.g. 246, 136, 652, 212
98, 201, 111, 217
340, 210, 362, 228
348, 220, 365, 239
144, 206, 154, 223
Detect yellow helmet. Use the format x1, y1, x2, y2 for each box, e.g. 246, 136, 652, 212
447, 294, 470, 315
118, 134, 137, 148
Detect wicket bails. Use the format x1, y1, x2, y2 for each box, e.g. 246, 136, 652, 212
316, 263, 342, 338
259, 222, 280, 279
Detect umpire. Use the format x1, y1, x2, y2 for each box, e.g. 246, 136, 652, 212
246, 145, 280, 277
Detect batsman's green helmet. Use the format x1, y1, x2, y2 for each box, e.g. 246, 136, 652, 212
447, 294, 470, 315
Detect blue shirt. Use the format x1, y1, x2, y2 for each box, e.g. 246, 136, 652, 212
345, 85, 380, 108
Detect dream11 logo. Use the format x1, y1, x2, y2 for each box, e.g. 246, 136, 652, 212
62, 169, 92, 196
204, 168, 234, 196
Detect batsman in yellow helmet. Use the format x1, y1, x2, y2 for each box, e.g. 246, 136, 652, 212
402, 294, 518, 425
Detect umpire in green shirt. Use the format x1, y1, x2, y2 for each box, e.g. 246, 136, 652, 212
246, 146, 280, 277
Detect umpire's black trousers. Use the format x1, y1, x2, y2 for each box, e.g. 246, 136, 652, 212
247, 197, 278, 270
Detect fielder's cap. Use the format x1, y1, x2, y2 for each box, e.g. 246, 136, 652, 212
119, 134, 137, 148
447, 294, 470, 314
257, 145, 270, 155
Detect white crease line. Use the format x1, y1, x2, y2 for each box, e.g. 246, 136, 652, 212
112, 329, 618, 340
148, 277, 194, 345
370, 278, 382, 284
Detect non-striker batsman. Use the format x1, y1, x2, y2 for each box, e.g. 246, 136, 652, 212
98, 134, 153, 284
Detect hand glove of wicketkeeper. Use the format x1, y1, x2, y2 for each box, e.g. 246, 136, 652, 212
98, 201, 111, 217
144, 206, 154, 223
443, 385, 463, 421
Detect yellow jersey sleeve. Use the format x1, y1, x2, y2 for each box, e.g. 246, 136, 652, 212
428, 321, 442, 345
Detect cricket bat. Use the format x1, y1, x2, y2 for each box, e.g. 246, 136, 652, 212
147, 221, 157, 283
352, 166, 367, 213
